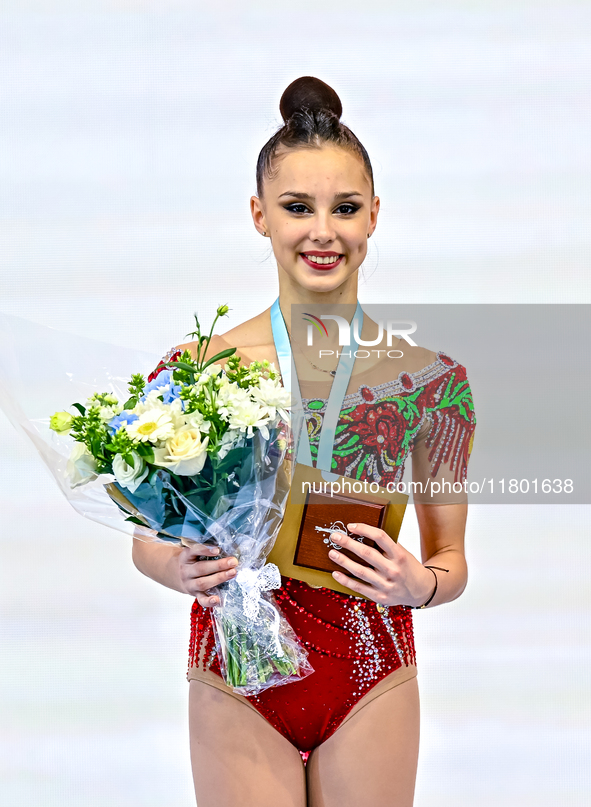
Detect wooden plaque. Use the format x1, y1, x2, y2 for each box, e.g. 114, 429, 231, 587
267, 463, 408, 598
294, 491, 387, 574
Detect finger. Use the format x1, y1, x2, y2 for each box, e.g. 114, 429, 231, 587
346, 522, 399, 560
188, 567, 237, 593
329, 531, 390, 573
195, 591, 220, 608
181, 542, 221, 561
185, 557, 238, 578
328, 548, 382, 587
331, 569, 384, 602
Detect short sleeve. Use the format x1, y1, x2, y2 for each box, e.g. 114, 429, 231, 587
147, 347, 183, 382
411, 360, 476, 504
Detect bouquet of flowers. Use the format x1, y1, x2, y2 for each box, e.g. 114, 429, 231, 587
41, 305, 313, 695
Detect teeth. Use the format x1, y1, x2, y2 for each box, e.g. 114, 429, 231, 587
305, 254, 340, 265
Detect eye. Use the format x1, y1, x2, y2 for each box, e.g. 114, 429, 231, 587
284, 203, 311, 215
334, 203, 359, 215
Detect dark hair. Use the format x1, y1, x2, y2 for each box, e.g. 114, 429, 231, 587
256, 76, 374, 197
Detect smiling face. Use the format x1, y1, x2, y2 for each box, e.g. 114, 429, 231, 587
251, 144, 379, 297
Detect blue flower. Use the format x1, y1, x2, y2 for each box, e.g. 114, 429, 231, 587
142, 370, 183, 406
143, 370, 173, 396
161, 383, 183, 404
108, 411, 139, 435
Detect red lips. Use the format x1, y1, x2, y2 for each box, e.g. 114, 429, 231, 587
300, 252, 344, 270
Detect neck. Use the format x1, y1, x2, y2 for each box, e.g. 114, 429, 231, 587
277, 267, 359, 333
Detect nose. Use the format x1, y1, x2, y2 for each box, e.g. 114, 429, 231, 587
308, 210, 336, 244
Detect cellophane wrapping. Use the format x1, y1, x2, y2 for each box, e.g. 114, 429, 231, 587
0, 312, 314, 695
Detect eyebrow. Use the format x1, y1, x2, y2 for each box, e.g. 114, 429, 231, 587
277, 191, 364, 200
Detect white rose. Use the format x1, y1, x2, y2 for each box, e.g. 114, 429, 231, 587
153, 429, 209, 476
125, 409, 175, 444
66, 443, 99, 488
112, 451, 149, 493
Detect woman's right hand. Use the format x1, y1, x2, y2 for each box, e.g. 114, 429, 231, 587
178, 543, 238, 607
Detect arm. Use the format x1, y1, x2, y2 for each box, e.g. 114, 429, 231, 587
131, 537, 186, 595
131, 535, 239, 605
412, 501, 468, 608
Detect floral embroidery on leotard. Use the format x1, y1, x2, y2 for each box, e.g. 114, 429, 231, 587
303, 352, 476, 484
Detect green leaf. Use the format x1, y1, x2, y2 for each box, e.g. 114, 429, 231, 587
201, 347, 237, 370
123, 397, 137, 410
135, 443, 154, 463
125, 516, 146, 526
164, 360, 197, 373
71, 402, 86, 416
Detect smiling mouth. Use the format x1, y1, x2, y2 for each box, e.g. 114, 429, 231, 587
300, 253, 344, 269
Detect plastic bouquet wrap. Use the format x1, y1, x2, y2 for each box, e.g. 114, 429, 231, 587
0, 307, 313, 696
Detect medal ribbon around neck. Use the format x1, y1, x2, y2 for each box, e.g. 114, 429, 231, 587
270, 297, 363, 473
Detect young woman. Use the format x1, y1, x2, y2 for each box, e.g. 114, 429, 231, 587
132, 77, 476, 807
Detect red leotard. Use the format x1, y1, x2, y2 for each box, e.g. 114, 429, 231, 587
183, 348, 476, 759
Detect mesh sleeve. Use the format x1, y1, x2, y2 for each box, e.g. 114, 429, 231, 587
147, 347, 183, 382
411, 362, 476, 504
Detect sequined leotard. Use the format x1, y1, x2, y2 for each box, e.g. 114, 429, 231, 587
150, 344, 476, 758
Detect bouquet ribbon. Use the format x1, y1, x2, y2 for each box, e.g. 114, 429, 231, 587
235, 563, 285, 657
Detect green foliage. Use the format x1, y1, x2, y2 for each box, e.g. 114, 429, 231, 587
70, 406, 112, 473
124, 373, 146, 409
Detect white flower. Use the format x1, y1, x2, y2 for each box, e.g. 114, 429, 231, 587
217, 384, 250, 417
183, 410, 210, 434
86, 393, 123, 422
203, 363, 223, 377
251, 377, 291, 422
153, 428, 210, 476
66, 443, 99, 488
97, 403, 123, 422
214, 377, 239, 407
126, 409, 175, 444
225, 398, 272, 439
112, 451, 149, 493
133, 394, 186, 430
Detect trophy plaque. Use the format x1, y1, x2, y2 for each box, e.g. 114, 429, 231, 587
267, 463, 408, 598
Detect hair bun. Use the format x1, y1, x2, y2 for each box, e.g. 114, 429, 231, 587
279, 76, 343, 122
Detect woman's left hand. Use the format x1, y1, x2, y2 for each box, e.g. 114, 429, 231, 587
328, 522, 435, 607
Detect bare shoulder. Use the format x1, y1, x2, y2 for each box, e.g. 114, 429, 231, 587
176, 307, 276, 365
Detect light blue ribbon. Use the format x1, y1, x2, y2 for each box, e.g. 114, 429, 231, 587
270, 297, 363, 473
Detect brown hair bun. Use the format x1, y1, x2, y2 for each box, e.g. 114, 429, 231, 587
279, 76, 343, 122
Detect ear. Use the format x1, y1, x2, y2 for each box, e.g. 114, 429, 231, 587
250, 196, 268, 237
368, 195, 380, 237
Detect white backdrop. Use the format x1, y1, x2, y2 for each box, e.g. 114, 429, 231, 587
1, 2, 590, 805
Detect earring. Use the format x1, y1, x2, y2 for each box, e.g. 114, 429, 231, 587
367, 233, 372, 238
262, 231, 267, 236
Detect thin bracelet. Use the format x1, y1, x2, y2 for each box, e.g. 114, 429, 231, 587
414, 565, 449, 609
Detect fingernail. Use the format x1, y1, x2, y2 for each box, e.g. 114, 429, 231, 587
227, 569, 236, 577
331, 532, 343, 542
210, 547, 220, 554
329, 550, 339, 559
348, 523, 357, 530
209, 597, 218, 605
227, 558, 238, 567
